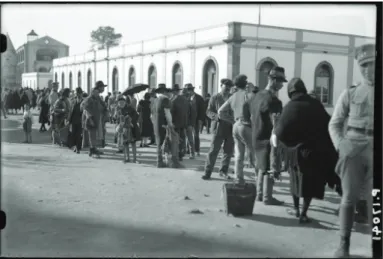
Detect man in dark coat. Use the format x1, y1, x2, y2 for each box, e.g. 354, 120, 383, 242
185, 83, 205, 156
68, 87, 84, 153
170, 84, 188, 163
202, 79, 234, 180
274, 77, 338, 223
249, 67, 286, 206
151, 84, 174, 168
182, 88, 196, 159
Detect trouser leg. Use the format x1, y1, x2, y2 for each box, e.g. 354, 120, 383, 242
204, 132, 224, 176
193, 123, 200, 153
155, 128, 166, 164
233, 122, 246, 181
220, 134, 234, 174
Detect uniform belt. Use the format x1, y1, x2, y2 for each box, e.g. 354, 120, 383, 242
347, 126, 374, 136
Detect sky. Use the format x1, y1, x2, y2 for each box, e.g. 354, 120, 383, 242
1, 4, 377, 56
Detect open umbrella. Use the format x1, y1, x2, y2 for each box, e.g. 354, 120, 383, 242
122, 83, 150, 96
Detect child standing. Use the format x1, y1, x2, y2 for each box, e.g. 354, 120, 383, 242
22, 104, 33, 143
116, 114, 139, 163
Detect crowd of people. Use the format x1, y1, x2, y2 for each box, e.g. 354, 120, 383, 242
0, 42, 374, 258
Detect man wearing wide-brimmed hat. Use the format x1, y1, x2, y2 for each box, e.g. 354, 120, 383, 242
151, 83, 174, 167
250, 67, 287, 206
168, 84, 188, 167
329, 43, 375, 258
184, 83, 205, 156
202, 78, 235, 181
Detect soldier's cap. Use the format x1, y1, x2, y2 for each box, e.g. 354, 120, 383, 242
234, 74, 248, 87
269, 67, 287, 82
52, 82, 59, 86
220, 78, 234, 87
355, 43, 376, 66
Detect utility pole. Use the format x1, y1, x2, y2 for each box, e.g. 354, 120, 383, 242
255, 4, 261, 86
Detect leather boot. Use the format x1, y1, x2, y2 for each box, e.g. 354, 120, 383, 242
256, 170, 264, 201
335, 204, 354, 258
263, 173, 284, 206
355, 200, 368, 224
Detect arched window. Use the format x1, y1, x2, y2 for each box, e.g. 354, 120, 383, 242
78, 71, 82, 88
61, 72, 65, 89
87, 69, 92, 93
314, 62, 334, 105
257, 58, 278, 90
54, 72, 58, 82
112, 67, 119, 92
172, 62, 183, 86
202, 58, 218, 97
69, 72, 73, 90
129, 67, 136, 87
148, 65, 157, 88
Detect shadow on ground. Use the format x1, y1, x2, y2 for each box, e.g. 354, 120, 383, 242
2, 187, 279, 257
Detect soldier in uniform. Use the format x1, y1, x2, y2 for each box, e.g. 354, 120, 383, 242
202, 79, 235, 180
329, 43, 375, 258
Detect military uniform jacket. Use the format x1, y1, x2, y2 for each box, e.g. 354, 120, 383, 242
329, 82, 374, 151
206, 92, 232, 132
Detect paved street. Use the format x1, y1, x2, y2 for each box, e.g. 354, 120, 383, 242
1, 113, 372, 257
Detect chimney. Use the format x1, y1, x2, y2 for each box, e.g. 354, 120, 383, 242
27, 30, 38, 42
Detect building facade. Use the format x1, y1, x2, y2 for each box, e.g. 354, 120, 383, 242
15, 30, 69, 89
52, 22, 375, 113
1, 34, 17, 89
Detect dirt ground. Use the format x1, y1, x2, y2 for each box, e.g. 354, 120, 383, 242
0, 113, 372, 257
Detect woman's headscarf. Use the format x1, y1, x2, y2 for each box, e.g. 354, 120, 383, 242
287, 77, 307, 99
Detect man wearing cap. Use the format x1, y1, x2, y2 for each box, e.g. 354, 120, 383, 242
185, 83, 205, 156
151, 84, 174, 168
148, 88, 157, 145
329, 43, 375, 258
250, 67, 286, 206
201, 79, 235, 180
169, 84, 188, 166
216, 75, 256, 184
68, 87, 84, 153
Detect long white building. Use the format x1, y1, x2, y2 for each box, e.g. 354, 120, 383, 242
52, 21, 375, 113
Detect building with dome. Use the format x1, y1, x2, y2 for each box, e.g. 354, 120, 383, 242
52, 22, 375, 113
1, 30, 69, 90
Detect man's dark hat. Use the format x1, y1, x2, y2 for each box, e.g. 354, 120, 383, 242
269, 67, 287, 82
95, 80, 107, 89
154, 83, 171, 93
220, 78, 234, 87
52, 82, 59, 86
172, 84, 182, 91
184, 83, 195, 90
75, 87, 83, 94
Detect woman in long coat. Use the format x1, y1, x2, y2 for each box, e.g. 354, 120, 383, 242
137, 92, 154, 147
81, 87, 103, 157
274, 78, 338, 223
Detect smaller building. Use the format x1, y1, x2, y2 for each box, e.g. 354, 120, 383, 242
15, 30, 69, 86
22, 72, 52, 90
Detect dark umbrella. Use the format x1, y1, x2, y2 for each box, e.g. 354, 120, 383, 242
122, 83, 150, 96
